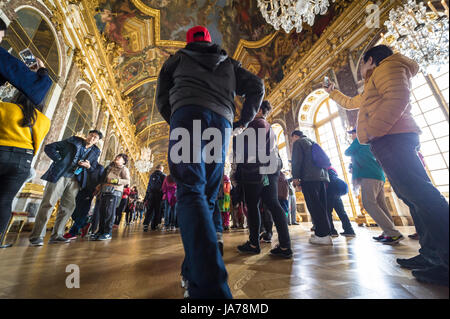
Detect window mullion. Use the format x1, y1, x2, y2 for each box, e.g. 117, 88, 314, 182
425, 74, 449, 121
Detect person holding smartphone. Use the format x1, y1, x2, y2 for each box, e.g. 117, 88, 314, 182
0, 18, 52, 105
29, 130, 102, 246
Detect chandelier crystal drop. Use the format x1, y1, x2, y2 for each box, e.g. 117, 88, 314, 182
135, 146, 153, 173
384, 0, 449, 74
257, 0, 334, 33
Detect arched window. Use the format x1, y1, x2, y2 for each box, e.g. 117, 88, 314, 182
271, 124, 289, 171
0, 8, 60, 93
62, 90, 94, 140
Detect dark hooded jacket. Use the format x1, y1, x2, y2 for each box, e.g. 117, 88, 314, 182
41, 136, 101, 187
291, 136, 329, 183
156, 42, 264, 127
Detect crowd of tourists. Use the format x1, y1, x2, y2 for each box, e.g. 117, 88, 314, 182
0, 20, 448, 300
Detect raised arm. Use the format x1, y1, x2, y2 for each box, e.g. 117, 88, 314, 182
233, 60, 265, 129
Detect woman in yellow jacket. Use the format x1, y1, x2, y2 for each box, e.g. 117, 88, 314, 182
0, 90, 50, 248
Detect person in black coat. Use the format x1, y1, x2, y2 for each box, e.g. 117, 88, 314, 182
326, 168, 356, 237
143, 164, 166, 231
29, 130, 102, 246
64, 164, 105, 239
156, 26, 264, 299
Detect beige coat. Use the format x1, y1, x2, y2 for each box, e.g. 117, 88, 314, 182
329, 53, 421, 144
101, 164, 130, 194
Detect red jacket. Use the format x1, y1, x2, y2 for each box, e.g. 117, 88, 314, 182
122, 187, 131, 199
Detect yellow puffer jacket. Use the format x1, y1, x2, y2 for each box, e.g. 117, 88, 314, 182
330, 53, 421, 144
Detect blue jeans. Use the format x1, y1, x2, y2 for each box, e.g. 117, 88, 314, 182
164, 200, 170, 227
370, 133, 449, 268
164, 200, 177, 227
169, 105, 232, 299
279, 199, 289, 217
213, 200, 223, 234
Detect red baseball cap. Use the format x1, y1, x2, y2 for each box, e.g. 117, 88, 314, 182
186, 26, 212, 44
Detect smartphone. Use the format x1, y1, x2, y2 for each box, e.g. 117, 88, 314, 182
323, 76, 330, 88
19, 48, 38, 68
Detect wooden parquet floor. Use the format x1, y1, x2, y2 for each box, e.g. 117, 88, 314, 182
0, 223, 448, 299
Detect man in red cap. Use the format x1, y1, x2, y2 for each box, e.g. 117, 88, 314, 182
156, 25, 264, 299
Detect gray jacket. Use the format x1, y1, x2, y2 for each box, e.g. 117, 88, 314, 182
156, 42, 264, 127
291, 137, 329, 183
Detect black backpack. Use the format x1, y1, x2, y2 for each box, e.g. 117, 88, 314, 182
149, 172, 164, 191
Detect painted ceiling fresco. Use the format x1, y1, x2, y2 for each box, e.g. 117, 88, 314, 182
141, 0, 272, 53
93, 0, 277, 140
92, 0, 350, 152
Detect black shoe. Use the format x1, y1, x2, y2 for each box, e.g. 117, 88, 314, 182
0, 244, 13, 248
340, 231, 356, 237
372, 234, 385, 241
143, 225, 149, 232
412, 265, 449, 286
292, 222, 300, 225
29, 238, 44, 246
331, 230, 339, 238
218, 241, 224, 257
259, 232, 272, 243
380, 235, 404, 245
237, 241, 260, 255
310, 226, 316, 232
397, 254, 434, 270
408, 233, 419, 240
48, 237, 71, 244
270, 245, 293, 259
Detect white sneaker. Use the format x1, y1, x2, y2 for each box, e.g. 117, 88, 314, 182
309, 234, 333, 245
181, 277, 188, 289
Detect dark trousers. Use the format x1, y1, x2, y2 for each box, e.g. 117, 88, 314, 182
114, 197, 128, 225
302, 181, 330, 237
0, 149, 32, 235
125, 206, 135, 224
326, 185, 354, 233
69, 189, 93, 236
143, 191, 163, 229
243, 172, 291, 249
260, 203, 273, 235
370, 133, 449, 268
98, 194, 120, 235
169, 105, 232, 299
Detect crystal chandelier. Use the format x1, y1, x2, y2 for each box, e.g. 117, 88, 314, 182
135, 146, 153, 173
257, 0, 334, 33
383, 0, 449, 74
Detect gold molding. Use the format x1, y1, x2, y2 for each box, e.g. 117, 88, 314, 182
131, 0, 186, 48
135, 121, 168, 138
124, 77, 158, 95
233, 31, 279, 60
267, 0, 398, 116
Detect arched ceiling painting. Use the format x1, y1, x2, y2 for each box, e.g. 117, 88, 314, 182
91, 0, 351, 166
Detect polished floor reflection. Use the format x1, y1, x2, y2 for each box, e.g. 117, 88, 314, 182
0, 223, 448, 299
